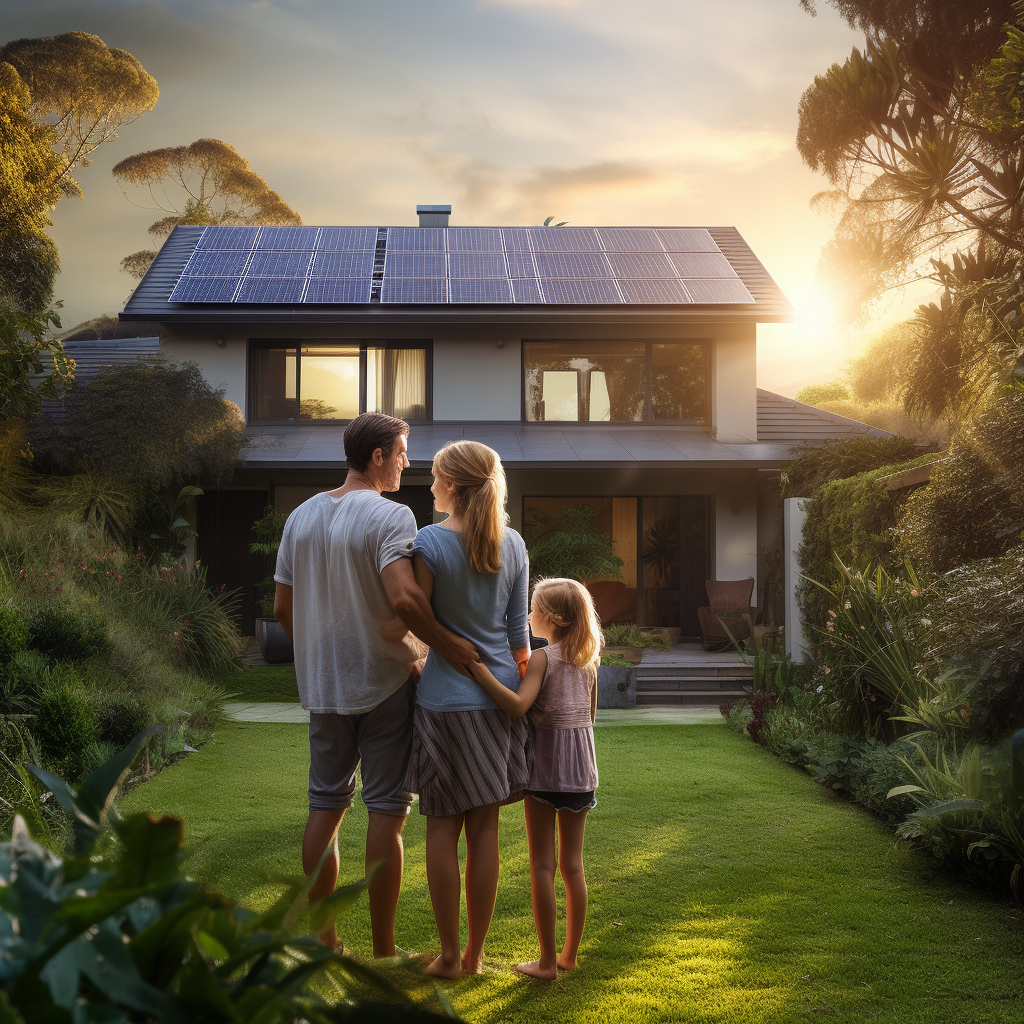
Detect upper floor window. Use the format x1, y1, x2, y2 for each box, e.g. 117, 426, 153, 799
248, 341, 430, 422
523, 341, 708, 423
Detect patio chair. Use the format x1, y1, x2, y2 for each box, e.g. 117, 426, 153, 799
585, 580, 638, 626
696, 578, 755, 652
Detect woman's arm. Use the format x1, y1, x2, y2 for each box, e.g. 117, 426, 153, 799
466, 649, 547, 719
590, 664, 598, 723
505, 557, 530, 679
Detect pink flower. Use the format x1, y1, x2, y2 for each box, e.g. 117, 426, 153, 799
77, 562, 87, 570
828, 609, 837, 618
183, 619, 190, 626
823, 666, 831, 674
53, 586, 62, 594
826, 622, 834, 632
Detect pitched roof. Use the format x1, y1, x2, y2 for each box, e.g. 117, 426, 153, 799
121, 224, 792, 324
756, 389, 892, 443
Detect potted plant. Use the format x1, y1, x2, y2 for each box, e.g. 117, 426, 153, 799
250, 504, 292, 664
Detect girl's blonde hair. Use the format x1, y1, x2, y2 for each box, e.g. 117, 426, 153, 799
432, 440, 507, 574
532, 577, 604, 684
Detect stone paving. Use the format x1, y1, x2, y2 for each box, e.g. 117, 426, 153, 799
221, 702, 724, 725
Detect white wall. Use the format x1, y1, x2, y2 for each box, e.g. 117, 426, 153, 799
160, 334, 248, 417
432, 338, 522, 420
712, 327, 757, 443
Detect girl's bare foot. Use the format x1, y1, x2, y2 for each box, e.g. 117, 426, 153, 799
514, 960, 558, 980
556, 954, 576, 971
426, 954, 463, 980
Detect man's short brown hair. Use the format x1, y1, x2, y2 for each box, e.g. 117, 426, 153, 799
343, 412, 410, 472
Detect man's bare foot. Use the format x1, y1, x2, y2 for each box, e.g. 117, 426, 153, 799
426, 954, 463, 980
556, 955, 577, 971
319, 928, 338, 950
514, 960, 558, 980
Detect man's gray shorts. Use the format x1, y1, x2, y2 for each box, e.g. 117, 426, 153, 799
308, 678, 414, 816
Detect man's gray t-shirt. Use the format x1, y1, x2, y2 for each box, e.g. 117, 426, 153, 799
274, 490, 417, 715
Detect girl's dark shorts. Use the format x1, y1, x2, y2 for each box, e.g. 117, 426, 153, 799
526, 789, 596, 813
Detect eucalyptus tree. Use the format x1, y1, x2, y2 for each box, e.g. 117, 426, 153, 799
113, 139, 302, 278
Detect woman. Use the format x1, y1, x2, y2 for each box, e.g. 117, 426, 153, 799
405, 440, 530, 979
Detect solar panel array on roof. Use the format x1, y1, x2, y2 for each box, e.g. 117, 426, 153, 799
168, 225, 755, 305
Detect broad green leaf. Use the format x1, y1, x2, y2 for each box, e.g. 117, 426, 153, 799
886, 784, 925, 797
76, 726, 164, 828
110, 814, 183, 889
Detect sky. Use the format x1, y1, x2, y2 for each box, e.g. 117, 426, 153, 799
4, 0, 929, 395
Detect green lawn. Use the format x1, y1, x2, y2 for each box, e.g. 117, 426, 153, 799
220, 665, 299, 702
122, 722, 1024, 1023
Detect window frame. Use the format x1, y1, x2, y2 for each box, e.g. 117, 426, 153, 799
247, 339, 433, 424
519, 339, 711, 425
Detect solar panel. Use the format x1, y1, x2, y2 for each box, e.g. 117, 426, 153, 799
387, 228, 445, 251
448, 278, 513, 303
540, 279, 622, 303
195, 226, 260, 250
511, 278, 544, 303
316, 227, 379, 250
256, 227, 320, 250
382, 278, 448, 303
656, 228, 719, 252
447, 252, 507, 278
534, 252, 612, 279
235, 276, 306, 303
616, 278, 692, 303
668, 253, 737, 278
501, 228, 534, 252
303, 278, 373, 303
506, 251, 537, 278
447, 228, 503, 251
309, 250, 375, 277
246, 251, 314, 277
169, 276, 240, 302
529, 227, 602, 252
181, 250, 251, 276
384, 253, 446, 278
682, 278, 755, 303
597, 228, 664, 252
605, 252, 676, 278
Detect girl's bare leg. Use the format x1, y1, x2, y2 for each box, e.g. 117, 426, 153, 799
555, 808, 588, 970
516, 795, 558, 980
425, 813, 465, 978
461, 803, 500, 973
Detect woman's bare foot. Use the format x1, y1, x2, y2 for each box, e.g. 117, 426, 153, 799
556, 954, 576, 971
514, 960, 558, 980
426, 954, 463, 980
460, 952, 484, 975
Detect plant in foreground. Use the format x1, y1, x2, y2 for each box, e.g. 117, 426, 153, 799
0, 730, 458, 1023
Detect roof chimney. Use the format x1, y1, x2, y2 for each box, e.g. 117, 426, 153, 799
417, 204, 451, 228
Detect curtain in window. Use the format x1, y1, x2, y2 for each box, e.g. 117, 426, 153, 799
249, 347, 298, 419
371, 348, 426, 419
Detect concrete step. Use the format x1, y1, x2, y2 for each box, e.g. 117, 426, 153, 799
635, 672, 752, 683
635, 665, 752, 676
636, 690, 744, 707
636, 679, 747, 692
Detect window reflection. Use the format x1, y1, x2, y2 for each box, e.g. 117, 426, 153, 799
300, 345, 359, 420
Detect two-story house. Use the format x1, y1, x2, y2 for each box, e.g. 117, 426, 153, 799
120, 205, 888, 635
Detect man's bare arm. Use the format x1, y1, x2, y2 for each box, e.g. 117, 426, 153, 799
380, 558, 478, 668
274, 583, 294, 640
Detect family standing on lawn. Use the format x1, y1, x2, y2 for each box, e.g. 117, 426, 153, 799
273, 411, 601, 981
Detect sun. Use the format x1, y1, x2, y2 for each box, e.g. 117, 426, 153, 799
794, 288, 838, 339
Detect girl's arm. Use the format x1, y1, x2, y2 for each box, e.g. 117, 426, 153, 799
467, 649, 547, 719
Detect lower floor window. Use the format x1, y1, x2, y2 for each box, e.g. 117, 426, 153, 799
248, 342, 428, 421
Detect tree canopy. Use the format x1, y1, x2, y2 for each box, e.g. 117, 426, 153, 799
0, 32, 158, 197
0, 63, 63, 310
797, 0, 1024, 420
0, 304, 72, 421
113, 139, 302, 278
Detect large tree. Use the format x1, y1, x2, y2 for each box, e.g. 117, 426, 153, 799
113, 139, 302, 278
797, 0, 1024, 420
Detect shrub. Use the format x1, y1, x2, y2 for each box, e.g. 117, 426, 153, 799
0, 604, 27, 663
95, 691, 152, 750
602, 623, 670, 650
899, 383, 1024, 574
600, 653, 632, 667
853, 739, 920, 822
28, 607, 109, 662
781, 435, 923, 499
526, 504, 624, 583
0, 650, 48, 714
33, 670, 99, 781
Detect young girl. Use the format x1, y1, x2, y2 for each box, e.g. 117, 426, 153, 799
467, 577, 601, 980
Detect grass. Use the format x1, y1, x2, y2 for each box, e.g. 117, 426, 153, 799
122, 722, 1024, 1023
219, 664, 299, 702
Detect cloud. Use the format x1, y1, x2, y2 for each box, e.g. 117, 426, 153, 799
516, 160, 656, 205
477, 0, 582, 7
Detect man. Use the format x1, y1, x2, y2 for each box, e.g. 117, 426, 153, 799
274, 412, 477, 954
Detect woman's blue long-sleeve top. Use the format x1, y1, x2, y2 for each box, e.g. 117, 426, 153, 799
412, 525, 529, 712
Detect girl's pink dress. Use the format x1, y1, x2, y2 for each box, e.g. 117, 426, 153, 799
526, 642, 598, 795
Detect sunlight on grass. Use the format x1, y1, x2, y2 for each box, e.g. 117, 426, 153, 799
123, 722, 1024, 1023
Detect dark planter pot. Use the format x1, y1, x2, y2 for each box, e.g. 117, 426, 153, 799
255, 617, 294, 664
597, 666, 635, 709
